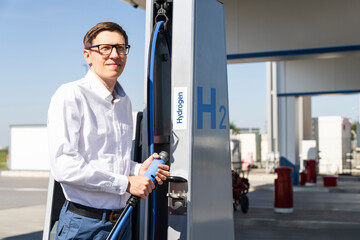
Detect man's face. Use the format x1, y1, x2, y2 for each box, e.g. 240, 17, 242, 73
83, 31, 127, 84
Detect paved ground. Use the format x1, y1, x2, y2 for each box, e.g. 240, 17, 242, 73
1, 169, 360, 239
235, 169, 360, 240
0, 171, 49, 240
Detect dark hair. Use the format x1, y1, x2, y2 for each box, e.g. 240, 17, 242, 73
83, 22, 128, 48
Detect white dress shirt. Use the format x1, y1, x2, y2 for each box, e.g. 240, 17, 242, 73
47, 70, 141, 210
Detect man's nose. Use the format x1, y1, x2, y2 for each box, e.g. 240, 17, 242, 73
109, 46, 120, 58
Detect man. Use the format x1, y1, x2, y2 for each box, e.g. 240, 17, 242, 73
47, 22, 170, 240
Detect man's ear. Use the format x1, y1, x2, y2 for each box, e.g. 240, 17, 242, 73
83, 49, 92, 65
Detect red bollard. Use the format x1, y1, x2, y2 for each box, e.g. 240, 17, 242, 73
322, 175, 337, 187
274, 167, 294, 213
305, 159, 316, 186
299, 171, 306, 186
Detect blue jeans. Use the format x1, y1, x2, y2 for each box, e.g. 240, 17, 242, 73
56, 202, 132, 240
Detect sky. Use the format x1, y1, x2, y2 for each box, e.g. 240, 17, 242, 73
0, 0, 359, 148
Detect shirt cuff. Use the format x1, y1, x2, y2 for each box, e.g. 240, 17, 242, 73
134, 163, 142, 176
112, 174, 129, 195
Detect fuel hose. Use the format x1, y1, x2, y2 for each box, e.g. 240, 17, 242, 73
148, 20, 166, 240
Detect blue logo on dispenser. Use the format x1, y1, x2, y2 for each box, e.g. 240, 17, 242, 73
177, 92, 184, 124
173, 87, 188, 130
197, 86, 227, 130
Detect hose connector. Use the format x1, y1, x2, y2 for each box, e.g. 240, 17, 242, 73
127, 195, 139, 207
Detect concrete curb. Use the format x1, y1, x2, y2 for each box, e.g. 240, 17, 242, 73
0, 170, 50, 178
251, 185, 329, 193
252, 184, 360, 193
237, 217, 360, 229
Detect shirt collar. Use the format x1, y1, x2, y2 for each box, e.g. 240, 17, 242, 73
86, 70, 126, 102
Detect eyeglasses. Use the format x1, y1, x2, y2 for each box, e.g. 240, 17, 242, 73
87, 44, 131, 56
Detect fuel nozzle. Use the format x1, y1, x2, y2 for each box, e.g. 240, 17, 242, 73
143, 151, 169, 183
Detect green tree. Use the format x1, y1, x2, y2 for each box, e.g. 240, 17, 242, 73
230, 122, 240, 135
351, 123, 357, 140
